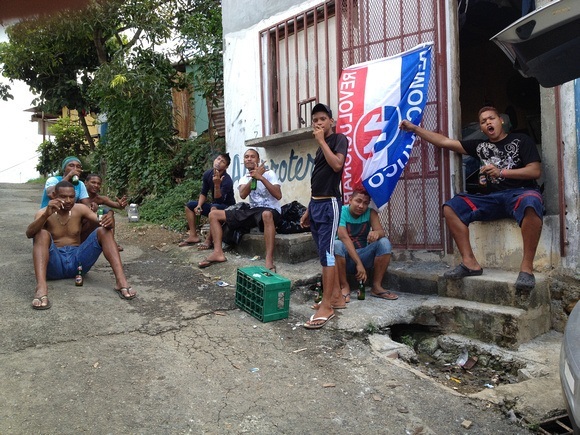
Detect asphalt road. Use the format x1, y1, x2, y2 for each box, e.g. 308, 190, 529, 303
0, 183, 532, 434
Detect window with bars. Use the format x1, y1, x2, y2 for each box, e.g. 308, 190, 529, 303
338, 0, 447, 250
258, 0, 448, 250
259, 1, 338, 135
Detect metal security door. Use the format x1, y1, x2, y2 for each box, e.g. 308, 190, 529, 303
338, 0, 450, 250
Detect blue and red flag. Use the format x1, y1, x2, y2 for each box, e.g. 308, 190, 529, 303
336, 43, 433, 210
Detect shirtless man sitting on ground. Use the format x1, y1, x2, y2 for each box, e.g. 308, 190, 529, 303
26, 180, 136, 310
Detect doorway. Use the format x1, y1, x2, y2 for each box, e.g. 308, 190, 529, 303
458, 0, 541, 192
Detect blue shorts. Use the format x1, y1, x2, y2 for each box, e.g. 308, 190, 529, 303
334, 238, 392, 274
46, 230, 103, 280
186, 201, 229, 216
444, 188, 544, 227
308, 197, 341, 267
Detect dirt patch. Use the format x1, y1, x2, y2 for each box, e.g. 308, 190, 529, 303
115, 219, 184, 250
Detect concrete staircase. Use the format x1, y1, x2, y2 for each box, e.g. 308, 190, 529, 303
234, 230, 552, 349
387, 265, 551, 349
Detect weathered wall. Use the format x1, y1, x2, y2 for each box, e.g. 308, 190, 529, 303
222, 0, 309, 34
222, 0, 322, 204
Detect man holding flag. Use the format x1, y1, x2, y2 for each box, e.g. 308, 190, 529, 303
400, 106, 544, 290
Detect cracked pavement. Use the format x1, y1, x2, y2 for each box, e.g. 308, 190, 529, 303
0, 183, 534, 434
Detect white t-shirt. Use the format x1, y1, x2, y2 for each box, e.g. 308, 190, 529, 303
239, 170, 281, 213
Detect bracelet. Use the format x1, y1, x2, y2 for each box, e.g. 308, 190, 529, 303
499, 169, 505, 178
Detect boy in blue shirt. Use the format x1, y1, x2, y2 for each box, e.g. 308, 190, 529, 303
335, 188, 397, 302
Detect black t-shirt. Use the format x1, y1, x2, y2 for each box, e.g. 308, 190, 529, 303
310, 133, 349, 197
201, 169, 236, 206
461, 133, 541, 191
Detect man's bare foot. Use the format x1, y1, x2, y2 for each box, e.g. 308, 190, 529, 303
178, 237, 200, 247
114, 286, 137, 300
198, 253, 227, 268
311, 290, 346, 309
370, 286, 398, 300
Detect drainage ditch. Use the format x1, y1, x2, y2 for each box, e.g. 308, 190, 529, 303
388, 324, 524, 395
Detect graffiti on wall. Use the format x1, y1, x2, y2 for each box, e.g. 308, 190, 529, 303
230, 149, 316, 184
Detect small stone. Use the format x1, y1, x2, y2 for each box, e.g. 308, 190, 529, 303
372, 394, 382, 401
322, 383, 336, 388
461, 419, 472, 429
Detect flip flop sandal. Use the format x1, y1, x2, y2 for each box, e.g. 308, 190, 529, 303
198, 258, 227, 269
32, 295, 51, 310
197, 243, 213, 251
114, 287, 137, 300
303, 313, 336, 329
370, 290, 398, 300
178, 240, 198, 247
311, 302, 346, 310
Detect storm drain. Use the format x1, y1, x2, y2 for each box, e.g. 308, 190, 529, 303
389, 324, 524, 395
533, 414, 574, 435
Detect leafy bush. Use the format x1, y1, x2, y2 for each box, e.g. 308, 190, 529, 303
139, 178, 202, 232
89, 48, 181, 199
137, 133, 226, 230
36, 117, 90, 176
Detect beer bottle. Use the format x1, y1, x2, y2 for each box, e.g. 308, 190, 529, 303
479, 160, 487, 186
71, 175, 80, 186
75, 263, 83, 287
357, 280, 366, 300
250, 178, 257, 190
97, 205, 104, 222
314, 281, 323, 303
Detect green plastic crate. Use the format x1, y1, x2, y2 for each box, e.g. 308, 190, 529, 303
235, 266, 291, 322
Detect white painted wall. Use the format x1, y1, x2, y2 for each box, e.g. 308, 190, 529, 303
222, 0, 333, 206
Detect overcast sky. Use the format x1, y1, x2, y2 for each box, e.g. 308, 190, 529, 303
0, 25, 42, 183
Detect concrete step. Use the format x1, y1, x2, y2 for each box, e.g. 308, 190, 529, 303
439, 270, 550, 310
383, 263, 552, 347
413, 297, 551, 349
232, 232, 553, 348
233, 232, 318, 264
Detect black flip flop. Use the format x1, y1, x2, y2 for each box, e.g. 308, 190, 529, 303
443, 263, 483, 279
32, 295, 51, 310
198, 258, 227, 269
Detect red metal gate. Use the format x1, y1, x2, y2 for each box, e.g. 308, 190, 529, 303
337, 0, 450, 250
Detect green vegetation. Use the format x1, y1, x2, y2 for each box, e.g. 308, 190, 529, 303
139, 178, 202, 232
0, 0, 224, 224
364, 322, 379, 334
401, 334, 417, 348
36, 118, 89, 176
137, 134, 222, 231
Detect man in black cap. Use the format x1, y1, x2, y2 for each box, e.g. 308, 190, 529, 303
300, 103, 348, 329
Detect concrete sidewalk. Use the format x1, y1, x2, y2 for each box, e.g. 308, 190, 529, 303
173, 239, 566, 424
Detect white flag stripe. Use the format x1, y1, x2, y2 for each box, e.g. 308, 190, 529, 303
364, 57, 402, 111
